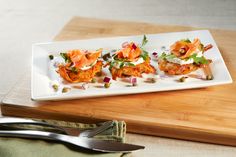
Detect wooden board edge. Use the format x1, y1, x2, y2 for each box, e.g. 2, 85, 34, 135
54, 16, 236, 41
1, 103, 236, 147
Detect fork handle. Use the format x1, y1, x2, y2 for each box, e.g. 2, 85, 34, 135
0, 117, 66, 133
0, 130, 58, 141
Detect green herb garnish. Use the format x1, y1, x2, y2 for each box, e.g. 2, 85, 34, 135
159, 53, 175, 60
109, 61, 115, 71
71, 67, 78, 74
159, 52, 167, 60
189, 53, 209, 64
199, 43, 204, 51
140, 49, 149, 60
140, 35, 150, 60
60, 53, 71, 63
125, 62, 135, 67
166, 54, 176, 59
141, 35, 148, 47
119, 62, 124, 68
181, 39, 191, 43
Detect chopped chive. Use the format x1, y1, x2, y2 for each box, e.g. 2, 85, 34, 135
181, 39, 191, 43
141, 35, 148, 47
119, 62, 124, 68
126, 62, 135, 67
60, 53, 71, 63
140, 49, 149, 61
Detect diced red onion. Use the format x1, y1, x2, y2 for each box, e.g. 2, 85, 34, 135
130, 77, 137, 86
122, 42, 129, 48
103, 77, 111, 83
132, 43, 137, 50
152, 52, 158, 56
130, 77, 137, 83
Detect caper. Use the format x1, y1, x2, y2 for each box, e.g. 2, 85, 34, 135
104, 83, 111, 88
62, 87, 71, 93
150, 78, 156, 83
91, 78, 96, 83
179, 76, 188, 82
49, 55, 54, 60
206, 75, 214, 80
52, 84, 59, 91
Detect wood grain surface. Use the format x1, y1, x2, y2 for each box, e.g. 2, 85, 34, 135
1, 17, 236, 146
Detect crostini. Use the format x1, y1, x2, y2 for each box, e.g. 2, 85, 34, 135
104, 36, 156, 80
158, 38, 213, 75
57, 49, 103, 83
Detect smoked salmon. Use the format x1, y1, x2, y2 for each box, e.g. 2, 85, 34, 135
105, 36, 156, 80
158, 38, 213, 75
57, 49, 103, 83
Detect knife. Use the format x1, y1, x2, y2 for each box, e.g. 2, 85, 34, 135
0, 130, 144, 152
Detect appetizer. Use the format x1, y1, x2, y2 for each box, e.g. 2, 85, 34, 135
104, 35, 156, 80
57, 49, 103, 83
158, 38, 213, 75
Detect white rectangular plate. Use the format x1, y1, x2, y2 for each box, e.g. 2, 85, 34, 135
32, 30, 232, 101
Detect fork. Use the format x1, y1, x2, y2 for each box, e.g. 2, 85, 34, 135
0, 117, 113, 137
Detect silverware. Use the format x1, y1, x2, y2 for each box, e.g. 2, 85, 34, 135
78, 121, 114, 138
0, 117, 113, 137
0, 130, 144, 152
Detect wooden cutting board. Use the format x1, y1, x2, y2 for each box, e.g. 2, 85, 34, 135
1, 17, 236, 146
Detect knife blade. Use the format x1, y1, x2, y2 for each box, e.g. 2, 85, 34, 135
0, 130, 144, 152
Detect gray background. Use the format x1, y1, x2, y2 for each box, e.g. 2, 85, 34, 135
0, 0, 236, 156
